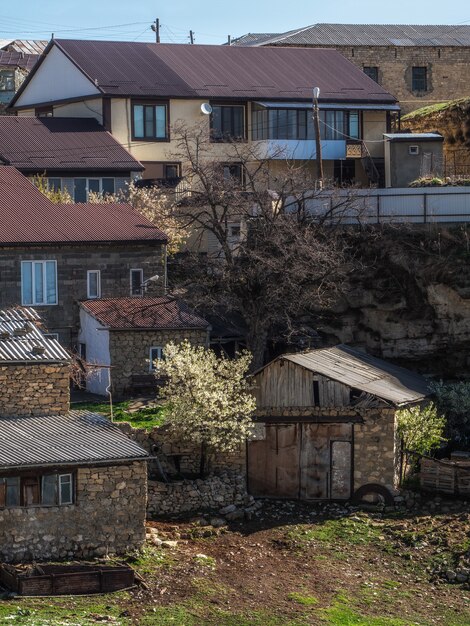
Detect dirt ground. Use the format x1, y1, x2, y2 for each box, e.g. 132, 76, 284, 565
1, 500, 470, 625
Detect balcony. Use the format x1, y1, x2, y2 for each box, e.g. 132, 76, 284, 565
252, 139, 347, 161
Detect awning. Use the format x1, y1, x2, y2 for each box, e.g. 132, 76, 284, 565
253, 101, 400, 111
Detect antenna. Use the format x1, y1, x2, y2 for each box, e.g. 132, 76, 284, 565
200, 103, 213, 115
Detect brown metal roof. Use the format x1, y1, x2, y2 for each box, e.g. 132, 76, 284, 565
0, 116, 143, 173
14, 39, 396, 105
81, 297, 209, 331
0, 51, 38, 71
282, 345, 431, 406
0, 39, 48, 55
0, 166, 167, 245
81, 296, 209, 330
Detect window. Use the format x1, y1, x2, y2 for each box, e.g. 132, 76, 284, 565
412, 67, 427, 92
74, 178, 115, 202
409, 145, 420, 155
222, 163, 244, 184
21, 260, 57, 306
149, 346, 164, 370
35, 105, 53, 117
130, 269, 143, 296
87, 270, 101, 299
44, 332, 59, 341
47, 178, 62, 192
363, 66, 379, 83
211, 104, 245, 141
132, 102, 168, 140
0, 70, 15, 91
0, 473, 74, 508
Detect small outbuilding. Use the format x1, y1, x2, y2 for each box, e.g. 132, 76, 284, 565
248, 345, 431, 501
384, 132, 444, 187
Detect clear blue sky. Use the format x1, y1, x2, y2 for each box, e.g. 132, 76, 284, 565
2, 1, 470, 46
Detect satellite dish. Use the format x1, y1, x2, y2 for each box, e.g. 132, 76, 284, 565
200, 103, 213, 115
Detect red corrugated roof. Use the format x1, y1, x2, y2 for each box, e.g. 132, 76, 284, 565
81, 297, 209, 330
0, 51, 38, 71
14, 39, 397, 105
0, 117, 143, 172
0, 166, 167, 244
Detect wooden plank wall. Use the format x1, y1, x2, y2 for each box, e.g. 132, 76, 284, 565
253, 360, 350, 408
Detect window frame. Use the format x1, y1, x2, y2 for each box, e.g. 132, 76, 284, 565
210, 103, 247, 142
363, 66, 379, 83
130, 268, 144, 297
87, 270, 101, 299
411, 66, 428, 92
149, 346, 164, 371
131, 100, 170, 142
0, 472, 74, 508
21, 260, 58, 306
73, 177, 115, 202
0, 69, 15, 92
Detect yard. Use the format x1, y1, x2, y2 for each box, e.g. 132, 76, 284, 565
1, 500, 469, 625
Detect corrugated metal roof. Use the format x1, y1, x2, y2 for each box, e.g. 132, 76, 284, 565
0, 307, 69, 363
0, 39, 48, 55
383, 132, 444, 141
0, 51, 39, 71
0, 117, 143, 172
0, 167, 167, 245
232, 24, 470, 48
228, 33, 281, 46
281, 345, 431, 406
14, 39, 396, 105
0, 410, 148, 469
81, 297, 209, 330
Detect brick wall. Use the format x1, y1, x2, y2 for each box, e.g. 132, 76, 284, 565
0, 362, 70, 417
0, 242, 165, 348
0, 461, 147, 563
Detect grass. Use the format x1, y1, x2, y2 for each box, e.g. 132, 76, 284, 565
72, 400, 166, 430
401, 98, 469, 121
287, 592, 319, 606
140, 606, 310, 626
285, 518, 382, 549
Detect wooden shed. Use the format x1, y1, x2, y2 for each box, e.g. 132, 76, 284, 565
248, 345, 431, 501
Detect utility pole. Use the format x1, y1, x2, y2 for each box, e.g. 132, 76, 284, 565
189, 30, 194, 44
151, 18, 160, 43
227, 35, 231, 45
312, 86, 324, 189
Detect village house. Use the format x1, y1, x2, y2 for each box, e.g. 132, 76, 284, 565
0, 116, 143, 200
0, 166, 167, 348
0, 40, 45, 111
229, 23, 470, 115
248, 345, 431, 501
9, 39, 399, 188
0, 306, 148, 563
78, 296, 210, 397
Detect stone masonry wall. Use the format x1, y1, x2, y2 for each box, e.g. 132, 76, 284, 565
0, 363, 70, 417
0, 461, 147, 563
109, 329, 208, 397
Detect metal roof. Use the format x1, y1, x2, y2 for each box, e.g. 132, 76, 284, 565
255, 100, 400, 111
81, 297, 210, 330
383, 132, 444, 141
0, 51, 39, 71
0, 117, 143, 173
12, 39, 397, 106
280, 345, 431, 406
231, 24, 470, 48
0, 167, 167, 245
0, 410, 148, 470
0, 307, 69, 363
0, 39, 48, 55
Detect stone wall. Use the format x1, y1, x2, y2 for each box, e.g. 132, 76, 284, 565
0, 461, 147, 563
0, 362, 70, 417
109, 329, 208, 397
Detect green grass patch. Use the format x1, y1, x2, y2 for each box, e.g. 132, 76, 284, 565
126, 545, 175, 575
401, 98, 468, 121
287, 592, 319, 606
286, 518, 381, 549
72, 400, 166, 430
323, 603, 408, 625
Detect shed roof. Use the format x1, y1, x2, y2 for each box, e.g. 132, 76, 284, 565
12, 39, 397, 106
231, 23, 470, 48
0, 117, 143, 172
81, 297, 209, 330
0, 410, 148, 470
0, 39, 47, 55
263, 345, 431, 406
383, 132, 444, 141
0, 51, 38, 71
0, 167, 167, 245
0, 307, 69, 363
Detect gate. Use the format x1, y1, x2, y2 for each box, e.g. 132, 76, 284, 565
247, 422, 352, 500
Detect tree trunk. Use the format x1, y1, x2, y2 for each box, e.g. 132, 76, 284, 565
246, 325, 269, 372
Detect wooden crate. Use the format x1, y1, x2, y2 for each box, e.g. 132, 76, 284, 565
420, 458, 456, 494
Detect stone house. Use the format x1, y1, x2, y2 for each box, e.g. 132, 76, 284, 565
78, 296, 210, 397
230, 23, 470, 115
0, 166, 167, 348
248, 344, 431, 501
0, 306, 148, 563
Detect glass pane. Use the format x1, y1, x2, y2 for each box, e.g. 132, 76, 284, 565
268, 110, 277, 139
298, 110, 307, 139
59, 474, 72, 504
134, 104, 144, 138
88, 179, 100, 194
88, 272, 99, 298
155, 105, 166, 138
277, 109, 288, 139
22, 262, 33, 305
211, 106, 222, 139
45, 261, 57, 304
42, 475, 57, 505
232, 107, 243, 138
222, 107, 232, 136
6, 477, 20, 507
74, 179, 87, 202
130, 270, 142, 296
48, 178, 61, 191
34, 262, 44, 304
349, 111, 359, 139
102, 178, 115, 194
287, 110, 296, 139
144, 106, 154, 138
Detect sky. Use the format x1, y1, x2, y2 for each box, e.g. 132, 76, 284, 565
1, 1, 470, 46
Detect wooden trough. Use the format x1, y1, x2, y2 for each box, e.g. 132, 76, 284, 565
0, 562, 135, 596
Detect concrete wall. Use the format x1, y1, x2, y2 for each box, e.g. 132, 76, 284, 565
0, 461, 147, 563
0, 363, 70, 417
0, 242, 165, 348
387, 139, 444, 187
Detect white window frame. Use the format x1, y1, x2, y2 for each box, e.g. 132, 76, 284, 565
130, 268, 144, 296
73, 177, 115, 201
409, 145, 419, 155
149, 346, 164, 371
87, 270, 101, 299
59, 473, 73, 505
44, 332, 59, 341
21, 260, 58, 306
